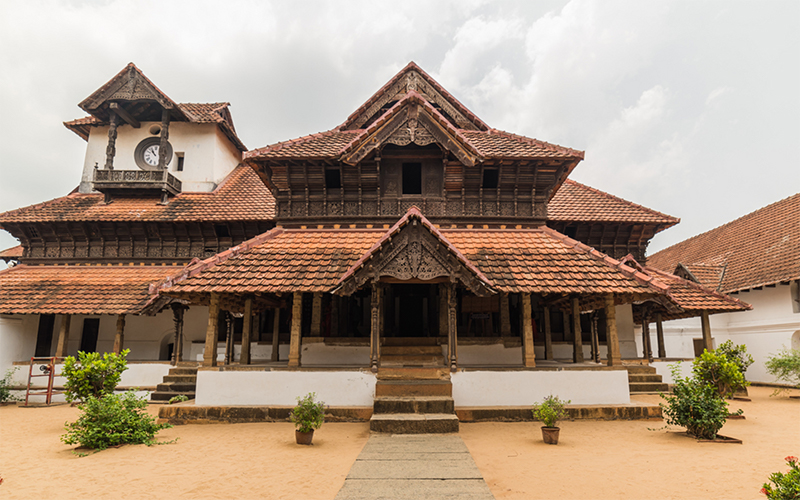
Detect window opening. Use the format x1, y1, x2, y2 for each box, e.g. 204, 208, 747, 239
482, 168, 499, 189
28, 226, 39, 238
176, 153, 185, 172
325, 168, 341, 189
214, 224, 230, 238
402, 163, 422, 195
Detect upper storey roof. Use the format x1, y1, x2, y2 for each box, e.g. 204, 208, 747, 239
647, 193, 800, 293
64, 63, 246, 151
0, 165, 274, 224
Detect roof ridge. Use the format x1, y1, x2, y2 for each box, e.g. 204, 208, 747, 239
563, 179, 679, 223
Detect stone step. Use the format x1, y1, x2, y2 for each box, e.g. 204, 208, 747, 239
169, 367, 199, 375
156, 382, 197, 392
624, 365, 657, 374
163, 375, 197, 383
150, 391, 196, 401
629, 382, 669, 393
382, 345, 443, 356
373, 396, 455, 415
375, 380, 452, 397
376, 367, 450, 381
382, 337, 441, 347
369, 413, 459, 434
628, 374, 664, 383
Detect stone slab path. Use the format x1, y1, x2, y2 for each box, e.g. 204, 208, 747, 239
335, 434, 495, 500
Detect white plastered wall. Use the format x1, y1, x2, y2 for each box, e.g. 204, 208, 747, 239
634, 285, 800, 383
79, 122, 241, 194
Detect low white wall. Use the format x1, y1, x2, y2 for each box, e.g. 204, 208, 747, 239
652, 360, 693, 384
451, 369, 630, 405
0, 315, 30, 375
195, 370, 377, 406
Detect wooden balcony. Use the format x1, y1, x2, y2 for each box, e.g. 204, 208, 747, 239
93, 169, 182, 197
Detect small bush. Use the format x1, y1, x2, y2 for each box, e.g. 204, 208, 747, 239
661, 364, 732, 440
532, 395, 570, 428
62, 390, 173, 451
716, 340, 754, 377
765, 348, 800, 391
761, 456, 800, 499
289, 392, 325, 433
168, 394, 189, 404
0, 367, 19, 403
692, 348, 747, 399
62, 349, 129, 403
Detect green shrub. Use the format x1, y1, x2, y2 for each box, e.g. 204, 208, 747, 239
0, 367, 19, 403
62, 349, 129, 403
661, 364, 732, 440
692, 348, 747, 399
761, 456, 800, 499
716, 340, 754, 377
532, 395, 570, 428
168, 394, 189, 404
765, 348, 800, 391
289, 392, 325, 433
62, 390, 173, 451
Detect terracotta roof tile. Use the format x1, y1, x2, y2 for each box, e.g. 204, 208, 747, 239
0, 165, 274, 223
549, 180, 679, 227
642, 265, 751, 319
647, 193, 800, 293
0, 245, 22, 259
461, 130, 584, 160
245, 130, 361, 160
0, 264, 181, 315
679, 263, 726, 291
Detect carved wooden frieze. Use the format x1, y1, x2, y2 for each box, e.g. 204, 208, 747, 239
385, 118, 436, 147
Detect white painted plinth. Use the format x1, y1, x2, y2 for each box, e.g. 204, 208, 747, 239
451, 369, 630, 406
195, 370, 377, 406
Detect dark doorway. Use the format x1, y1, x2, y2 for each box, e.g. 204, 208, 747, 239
390, 284, 437, 337
79, 318, 100, 353
34, 314, 56, 357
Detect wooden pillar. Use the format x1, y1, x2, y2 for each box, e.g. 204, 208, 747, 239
157, 108, 170, 170
224, 312, 233, 365
241, 297, 253, 365
311, 292, 322, 336
500, 292, 511, 336
543, 306, 553, 361
271, 307, 281, 362
203, 293, 220, 367
447, 282, 459, 371
700, 310, 712, 353
604, 294, 621, 366
522, 293, 536, 367
641, 310, 653, 363
54, 314, 71, 358
113, 314, 126, 355
655, 312, 666, 359
590, 311, 600, 363
439, 284, 448, 336
330, 295, 339, 337
572, 297, 584, 363
104, 112, 119, 170
288, 292, 303, 367
370, 282, 381, 372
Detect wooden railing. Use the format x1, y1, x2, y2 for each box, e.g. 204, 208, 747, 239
93, 169, 182, 193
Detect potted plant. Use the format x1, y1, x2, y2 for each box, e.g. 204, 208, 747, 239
290, 392, 325, 445
532, 395, 570, 445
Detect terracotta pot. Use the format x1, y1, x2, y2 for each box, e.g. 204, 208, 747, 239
541, 426, 560, 445
295, 430, 314, 445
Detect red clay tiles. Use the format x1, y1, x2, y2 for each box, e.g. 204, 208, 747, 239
0, 165, 274, 223
648, 194, 799, 293
0, 264, 182, 315
0, 245, 22, 260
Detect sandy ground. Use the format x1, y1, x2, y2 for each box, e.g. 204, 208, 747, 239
0, 385, 797, 500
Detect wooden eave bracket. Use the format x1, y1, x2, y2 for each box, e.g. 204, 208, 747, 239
109, 103, 140, 128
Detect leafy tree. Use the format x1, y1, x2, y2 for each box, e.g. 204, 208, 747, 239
62, 349, 129, 403
765, 348, 800, 391
62, 391, 173, 452
661, 364, 733, 440
716, 340, 754, 378
692, 348, 747, 399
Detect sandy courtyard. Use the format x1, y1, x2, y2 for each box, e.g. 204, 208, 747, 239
0, 386, 797, 500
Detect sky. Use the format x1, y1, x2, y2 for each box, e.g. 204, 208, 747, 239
0, 0, 798, 268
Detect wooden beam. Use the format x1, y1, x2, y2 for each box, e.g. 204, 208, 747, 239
701, 310, 712, 353
109, 102, 140, 128
522, 293, 536, 367
54, 314, 71, 358
604, 295, 621, 366
500, 293, 511, 336
271, 307, 281, 362
288, 292, 303, 367
241, 296, 253, 365
113, 314, 126, 355
370, 282, 381, 373
655, 312, 666, 358
448, 282, 459, 371
543, 306, 553, 361
311, 292, 322, 336
203, 292, 220, 367
572, 297, 584, 363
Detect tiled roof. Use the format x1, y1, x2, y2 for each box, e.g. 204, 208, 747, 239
0, 245, 22, 260
647, 193, 800, 293
64, 102, 246, 151
679, 263, 726, 291
461, 130, 584, 160
0, 264, 181, 315
154, 222, 665, 298
245, 130, 361, 160
0, 165, 274, 223
549, 180, 679, 227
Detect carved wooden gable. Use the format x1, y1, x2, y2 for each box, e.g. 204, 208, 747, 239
337, 211, 494, 297
79, 64, 179, 119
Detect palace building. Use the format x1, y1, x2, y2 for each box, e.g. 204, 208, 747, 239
0, 63, 749, 427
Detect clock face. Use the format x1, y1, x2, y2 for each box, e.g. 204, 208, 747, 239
143, 145, 160, 167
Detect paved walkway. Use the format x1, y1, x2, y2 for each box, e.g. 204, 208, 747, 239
335, 434, 495, 500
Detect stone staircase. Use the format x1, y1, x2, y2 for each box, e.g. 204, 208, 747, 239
370, 338, 459, 433
625, 365, 669, 394
150, 366, 198, 402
